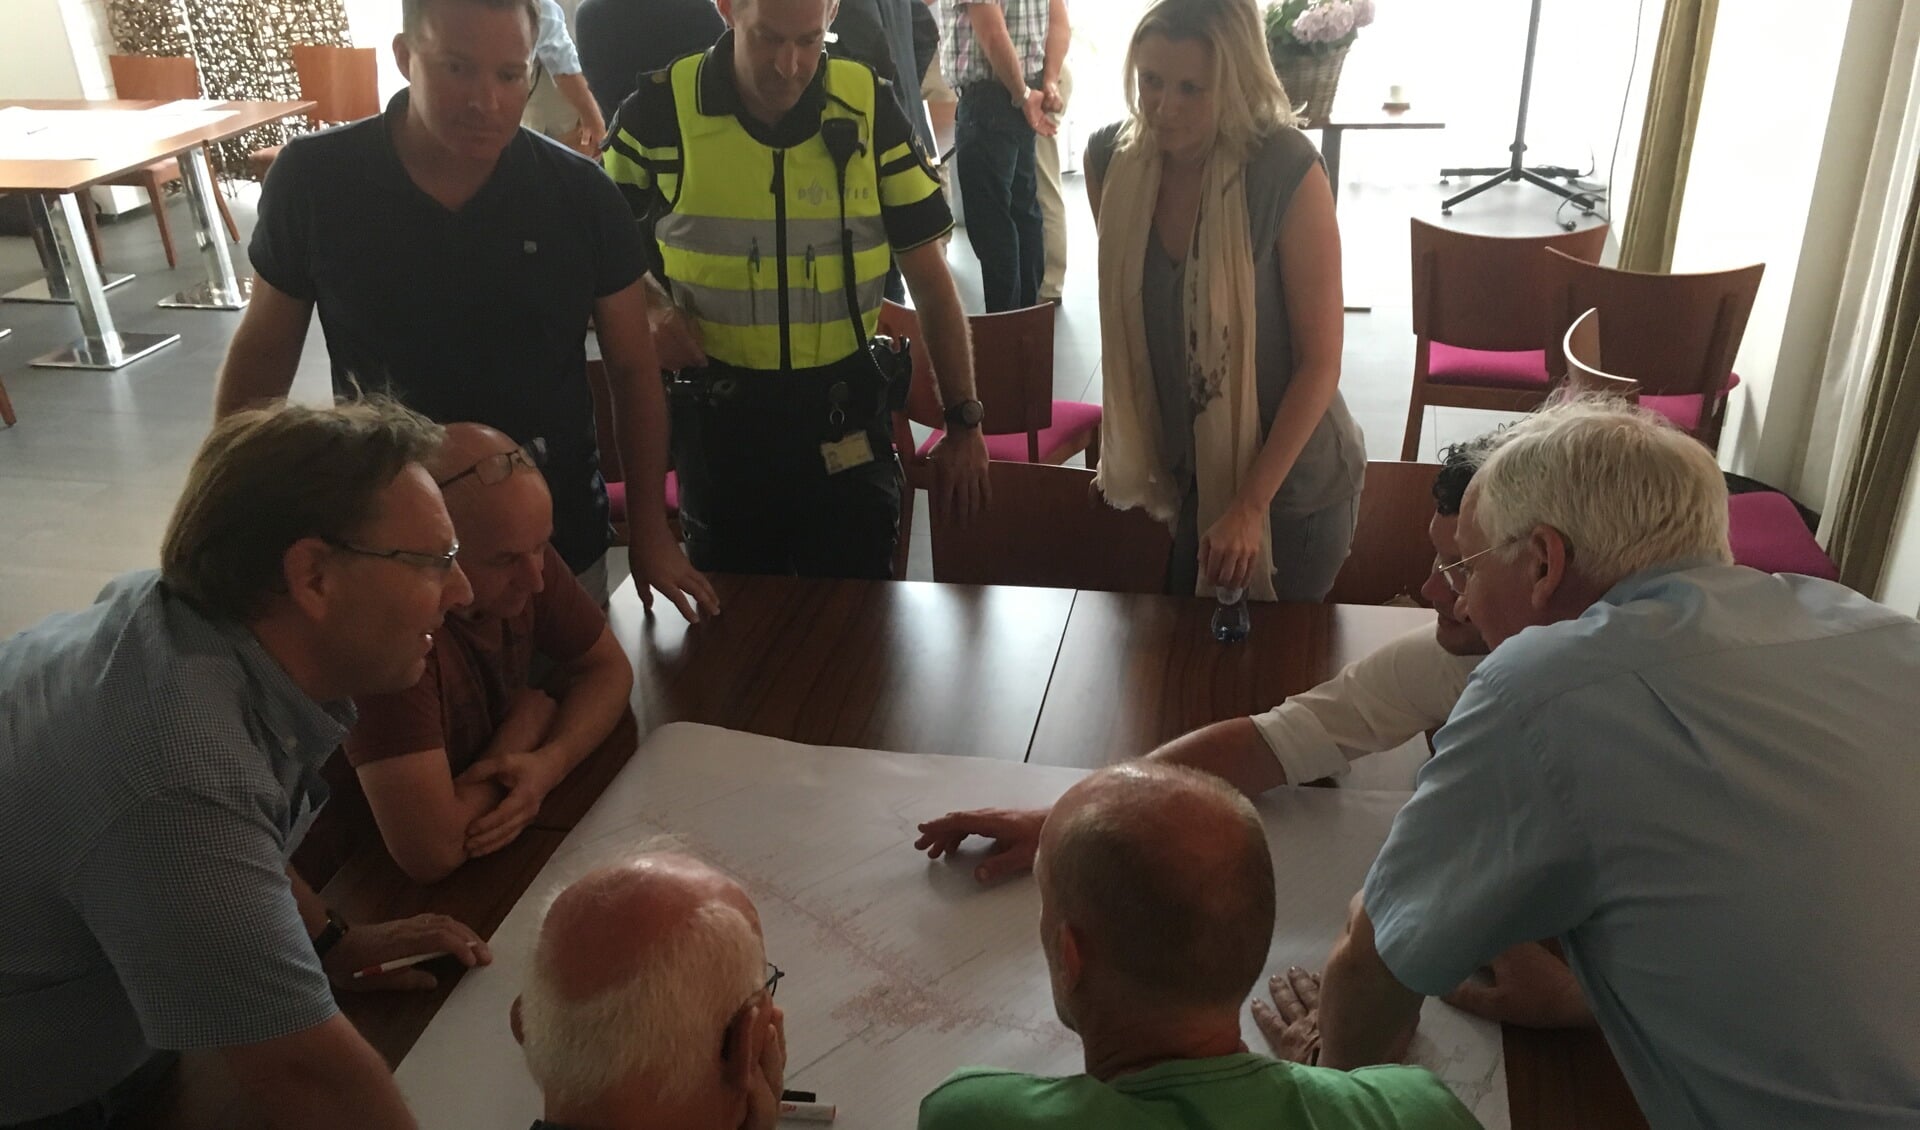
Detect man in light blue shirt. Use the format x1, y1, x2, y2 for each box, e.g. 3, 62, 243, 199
1298, 400, 1920, 1128
525, 0, 608, 153
0, 400, 489, 1128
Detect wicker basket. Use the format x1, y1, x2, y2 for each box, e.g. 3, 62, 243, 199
1269, 42, 1350, 124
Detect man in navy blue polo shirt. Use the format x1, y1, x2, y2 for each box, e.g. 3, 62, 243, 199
215, 0, 716, 622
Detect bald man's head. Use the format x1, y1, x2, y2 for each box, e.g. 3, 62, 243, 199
1038, 764, 1275, 1019
518, 854, 767, 1110
431, 423, 554, 621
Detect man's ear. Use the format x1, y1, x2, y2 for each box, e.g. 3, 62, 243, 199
720, 1002, 761, 1089
1527, 525, 1572, 612
714, 0, 737, 28
1056, 921, 1085, 992
510, 995, 525, 1045
392, 32, 413, 78
282, 536, 335, 622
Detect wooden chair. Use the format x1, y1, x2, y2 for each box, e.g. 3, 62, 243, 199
248, 45, 382, 178
1544, 249, 1764, 449
1325, 461, 1442, 605
881, 299, 1101, 575
103, 55, 241, 269
1560, 307, 1642, 401
1401, 218, 1609, 460
930, 462, 1171, 592
880, 299, 1100, 471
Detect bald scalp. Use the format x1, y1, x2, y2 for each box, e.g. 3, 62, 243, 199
1044, 764, 1276, 1012
519, 853, 765, 1106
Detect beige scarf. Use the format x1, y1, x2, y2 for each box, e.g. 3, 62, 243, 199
1094, 137, 1276, 600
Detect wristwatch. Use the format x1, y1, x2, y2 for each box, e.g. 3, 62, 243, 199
310, 908, 349, 959
944, 399, 985, 431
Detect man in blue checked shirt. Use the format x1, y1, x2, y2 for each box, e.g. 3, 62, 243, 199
0, 400, 490, 1129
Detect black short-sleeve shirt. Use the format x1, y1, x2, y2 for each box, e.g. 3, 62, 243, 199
249, 90, 647, 572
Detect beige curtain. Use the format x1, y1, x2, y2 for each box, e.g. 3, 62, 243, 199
1618, 0, 1720, 273
1828, 180, 1920, 594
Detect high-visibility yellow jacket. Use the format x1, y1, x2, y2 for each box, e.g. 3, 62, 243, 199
604, 41, 950, 372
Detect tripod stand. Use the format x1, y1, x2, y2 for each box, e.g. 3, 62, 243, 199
1439, 0, 1599, 215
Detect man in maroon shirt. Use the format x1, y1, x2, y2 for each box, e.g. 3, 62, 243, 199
347, 424, 634, 883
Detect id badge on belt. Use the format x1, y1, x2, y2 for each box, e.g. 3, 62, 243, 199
821, 431, 876, 474
820, 378, 875, 474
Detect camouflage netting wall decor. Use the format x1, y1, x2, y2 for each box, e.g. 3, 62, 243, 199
109, 0, 353, 179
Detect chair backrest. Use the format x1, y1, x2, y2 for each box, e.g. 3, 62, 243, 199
1325, 461, 1442, 605
1561, 308, 1641, 402
291, 44, 382, 124
1543, 248, 1763, 443
108, 54, 202, 102
1409, 218, 1609, 352
879, 299, 1058, 459
931, 462, 1172, 593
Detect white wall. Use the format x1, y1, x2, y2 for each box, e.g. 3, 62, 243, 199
0, 0, 87, 100
1671, 0, 1851, 480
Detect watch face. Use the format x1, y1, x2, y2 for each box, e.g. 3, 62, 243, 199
957, 400, 984, 426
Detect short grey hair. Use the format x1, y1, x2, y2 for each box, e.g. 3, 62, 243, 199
518, 882, 763, 1106
1470, 397, 1732, 585
1045, 764, 1275, 1012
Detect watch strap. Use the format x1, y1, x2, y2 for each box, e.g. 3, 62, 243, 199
311, 909, 349, 959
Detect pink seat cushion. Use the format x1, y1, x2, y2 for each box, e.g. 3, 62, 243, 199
1727, 490, 1837, 580
603, 471, 678, 518
1426, 343, 1552, 390
1642, 394, 1705, 432
917, 400, 1102, 463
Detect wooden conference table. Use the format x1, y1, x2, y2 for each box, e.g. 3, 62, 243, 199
0, 98, 309, 368
139, 574, 1644, 1130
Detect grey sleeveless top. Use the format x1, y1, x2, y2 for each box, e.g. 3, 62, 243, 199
1088, 123, 1366, 518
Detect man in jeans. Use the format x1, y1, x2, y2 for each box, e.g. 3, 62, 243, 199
945, 0, 1068, 312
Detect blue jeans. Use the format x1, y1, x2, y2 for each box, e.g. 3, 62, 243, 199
956, 83, 1044, 312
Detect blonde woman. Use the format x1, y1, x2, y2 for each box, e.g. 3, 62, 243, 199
1089, 0, 1365, 601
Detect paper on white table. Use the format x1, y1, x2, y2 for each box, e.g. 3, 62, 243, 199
395, 723, 1507, 1128
0, 106, 237, 162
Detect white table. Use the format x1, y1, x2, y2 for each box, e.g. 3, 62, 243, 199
395, 723, 1508, 1128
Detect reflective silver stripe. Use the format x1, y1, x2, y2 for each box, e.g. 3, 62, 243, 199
656, 212, 889, 258
674, 276, 889, 328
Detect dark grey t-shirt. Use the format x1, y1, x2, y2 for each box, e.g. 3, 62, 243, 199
1089, 123, 1365, 518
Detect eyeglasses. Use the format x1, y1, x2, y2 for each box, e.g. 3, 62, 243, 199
325, 537, 462, 572
1437, 538, 1520, 594
436, 438, 547, 490
762, 961, 784, 1000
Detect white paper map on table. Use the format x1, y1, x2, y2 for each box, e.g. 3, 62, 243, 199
0, 105, 237, 162
395, 723, 1508, 1129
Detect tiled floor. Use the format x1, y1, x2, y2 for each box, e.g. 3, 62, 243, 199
0, 168, 1602, 638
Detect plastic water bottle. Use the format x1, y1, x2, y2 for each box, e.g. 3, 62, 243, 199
1212, 586, 1250, 642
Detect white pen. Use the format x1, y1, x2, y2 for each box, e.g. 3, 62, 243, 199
777, 1099, 836, 1122
350, 951, 449, 979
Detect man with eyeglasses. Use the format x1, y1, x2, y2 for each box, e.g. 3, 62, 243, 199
1289, 400, 1920, 1128
0, 400, 491, 1129
512, 853, 788, 1129
216, 0, 717, 623
345, 423, 634, 884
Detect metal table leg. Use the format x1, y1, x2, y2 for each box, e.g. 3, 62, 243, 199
2, 193, 134, 304
157, 146, 251, 310
29, 192, 179, 370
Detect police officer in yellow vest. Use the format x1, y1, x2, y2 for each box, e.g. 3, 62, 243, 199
603, 0, 990, 579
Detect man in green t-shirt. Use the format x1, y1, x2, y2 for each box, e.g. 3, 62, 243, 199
916, 763, 1481, 1130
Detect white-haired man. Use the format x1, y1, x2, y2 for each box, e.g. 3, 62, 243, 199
1282, 401, 1920, 1127
511, 854, 786, 1130
919, 763, 1479, 1128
